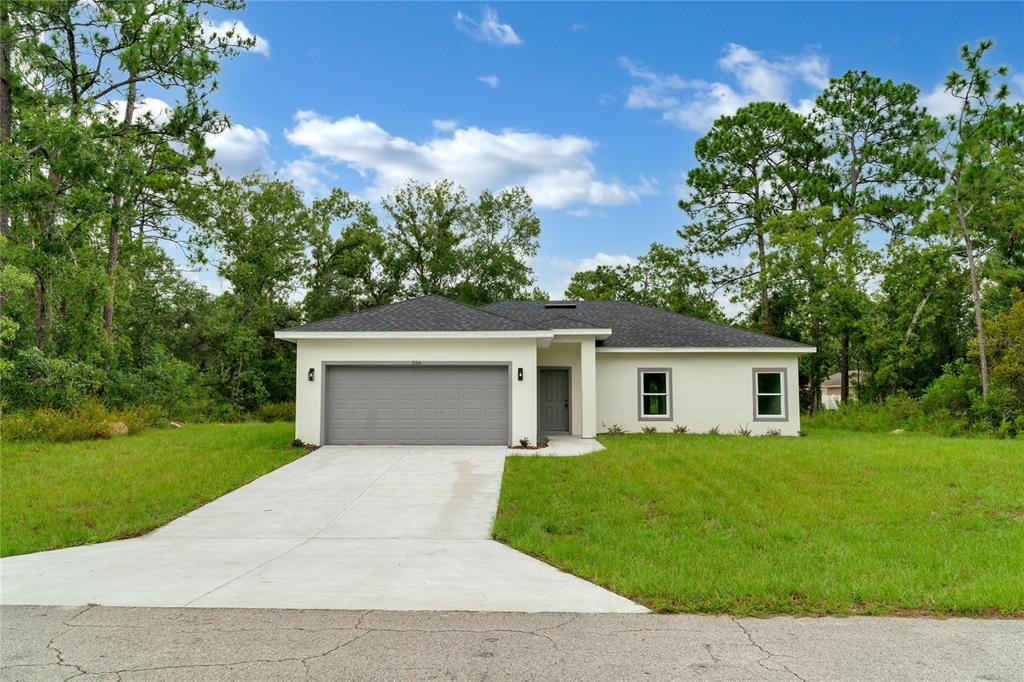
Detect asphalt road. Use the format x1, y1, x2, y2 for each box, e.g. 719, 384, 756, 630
2, 606, 1021, 681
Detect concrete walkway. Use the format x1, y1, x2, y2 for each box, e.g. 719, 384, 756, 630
3, 605, 1022, 681
0, 446, 643, 613
508, 434, 606, 456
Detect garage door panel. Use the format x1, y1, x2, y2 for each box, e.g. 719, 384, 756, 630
325, 365, 509, 445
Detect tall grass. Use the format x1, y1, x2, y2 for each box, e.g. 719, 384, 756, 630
803, 396, 988, 438
2, 400, 297, 443
2, 401, 168, 442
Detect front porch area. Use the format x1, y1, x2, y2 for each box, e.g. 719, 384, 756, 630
535, 334, 599, 439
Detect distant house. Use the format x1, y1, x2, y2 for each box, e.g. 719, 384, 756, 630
274, 295, 816, 445
820, 371, 863, 409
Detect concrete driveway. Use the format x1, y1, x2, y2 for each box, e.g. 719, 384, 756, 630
0, 446, 644, 613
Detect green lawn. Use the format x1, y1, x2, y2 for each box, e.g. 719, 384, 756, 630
495, 429, 1024, 616
1, 422, 303, 557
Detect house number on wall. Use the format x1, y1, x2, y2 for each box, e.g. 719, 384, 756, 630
410, 360, 423, 366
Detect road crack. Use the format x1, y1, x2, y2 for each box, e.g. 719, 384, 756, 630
731, 616, 807, 682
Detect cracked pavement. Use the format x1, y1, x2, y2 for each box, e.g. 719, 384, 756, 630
2, 606, 1022, 681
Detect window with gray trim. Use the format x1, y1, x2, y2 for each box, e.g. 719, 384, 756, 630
639, 369, 671, 419
754, 369, 785, 419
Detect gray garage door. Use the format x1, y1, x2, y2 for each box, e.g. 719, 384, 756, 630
324, 365, 510, 445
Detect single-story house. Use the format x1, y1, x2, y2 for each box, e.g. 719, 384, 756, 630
274, 295, 815, 445
820, 370, 863, 409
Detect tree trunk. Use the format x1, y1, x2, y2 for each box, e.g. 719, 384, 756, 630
103, 79, 137, 335
810, 316, 822, 413
756, 231, 770, 335
0, 1, 11, 239
956, 190, 989, 399
840, 332, 850, 403
903, 291, 931, 346
33, 272, 47, 350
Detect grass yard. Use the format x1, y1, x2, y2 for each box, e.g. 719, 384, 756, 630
495, 429, 1024, 616
1, 422, 302, 557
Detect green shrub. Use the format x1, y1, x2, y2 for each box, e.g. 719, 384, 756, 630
252, 402, 295, 423
107, 352, 201, 417
2, 349, 104, 411
921, 361, 978, 415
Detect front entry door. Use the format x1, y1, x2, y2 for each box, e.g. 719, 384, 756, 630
539, 369, 570, 433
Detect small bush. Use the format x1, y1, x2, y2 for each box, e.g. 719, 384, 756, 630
671, 425, 689, 434
538, 435, 550, 446
291, 438, 305, 448
253, 402, 295, 423
736, 424, 752, 437
605, 424, 626, 435
765, 428, 783, 437
707, 425, 721, 435
519, 436, 531, 447
641, 425, 658, 434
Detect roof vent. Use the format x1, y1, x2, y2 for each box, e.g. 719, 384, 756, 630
544, 302, 577, 309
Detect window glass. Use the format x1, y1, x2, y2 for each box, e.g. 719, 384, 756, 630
757, 372, 781, 394
640, 371, 669, 417
643, 394, 666, 416
644, 373, 667, 394
757, 394, 782, 416
755, 370, 784, 418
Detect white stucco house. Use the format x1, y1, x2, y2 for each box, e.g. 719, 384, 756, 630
274, 295, 815, 445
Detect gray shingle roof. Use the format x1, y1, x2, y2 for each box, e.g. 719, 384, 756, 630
282, 295, 545, 333
539, 315, 609, 330
283, 295, 811, 350
483, 300, 811, 349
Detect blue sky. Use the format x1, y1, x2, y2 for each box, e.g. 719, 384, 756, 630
198, 1, 1023, 297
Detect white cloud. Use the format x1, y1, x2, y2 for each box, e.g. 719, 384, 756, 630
454, 7, 522, 46
96, 97, 172, 125
554, 252, 635, 272
284, 112, 650, 209
623, 44, 829, 130
281, 158, 337, 198
432, 118, 458, 132
203, 19, 270, 56
620, 57, 704, 109
919, 83, 961, 118
545, 252, 635, 297
205, 124, 271, 176
566, 208, 607, 219
568, 21, 588, 32
477, 74, 501, 88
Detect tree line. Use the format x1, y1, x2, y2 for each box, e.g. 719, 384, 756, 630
0, 1, 542, 417
568, 42, 1023, 425
1, 1, 1021, 431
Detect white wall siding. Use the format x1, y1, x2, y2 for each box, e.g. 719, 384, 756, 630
293, 338, 538, 445
595, 352, 802, 436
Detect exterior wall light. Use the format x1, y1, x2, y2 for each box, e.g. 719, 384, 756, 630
308, 368, 315, 382
517, 367, 524, 381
